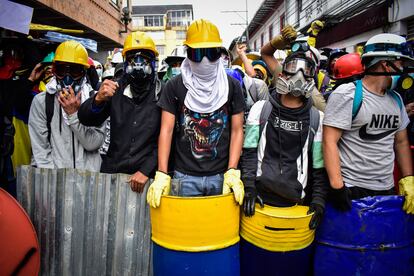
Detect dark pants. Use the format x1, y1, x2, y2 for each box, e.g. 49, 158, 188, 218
349, 186, 395, 200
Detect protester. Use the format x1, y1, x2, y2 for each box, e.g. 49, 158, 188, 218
146, 19, 245, 208
323, 33, 414, 214
78, 31, 162, 193
29, 40, 104, 171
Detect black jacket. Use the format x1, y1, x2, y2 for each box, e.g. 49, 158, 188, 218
78, 77, 162, 176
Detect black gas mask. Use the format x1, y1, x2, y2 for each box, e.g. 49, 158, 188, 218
125, 51, 155, 82
53, 63, 86, 94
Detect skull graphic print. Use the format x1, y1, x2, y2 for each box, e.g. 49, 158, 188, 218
181, 106, 228, 160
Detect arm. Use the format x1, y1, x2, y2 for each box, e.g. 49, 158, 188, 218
28, 94, 54, 168
395, 129, 413, 177
67, 114, 105, 151
228, 112, 244, 169
261, 25, 297, 76
78, 80, 117, 127
236, 44, 256, 78
158, 110, 175, 173
322, 125, 344, 189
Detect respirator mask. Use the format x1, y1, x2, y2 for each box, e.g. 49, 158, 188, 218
125, 51, 154, 81
53, 63, 85, 94
276, 57, 316, 98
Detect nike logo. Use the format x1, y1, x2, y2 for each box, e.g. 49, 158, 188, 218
359, 124, 396, 141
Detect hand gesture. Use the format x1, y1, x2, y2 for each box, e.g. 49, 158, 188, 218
95, 79, 118, 105
28, 63, 45, 82
236, 44, 247, 57
58, 86, 81, 115
128, 171, 149, 193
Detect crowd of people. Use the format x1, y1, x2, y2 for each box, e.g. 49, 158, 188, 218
1, 17, 414, 272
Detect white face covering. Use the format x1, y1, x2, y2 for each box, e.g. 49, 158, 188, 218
96, 68, 103, 79
181, 56, 229, 113
220, 56, 230, 69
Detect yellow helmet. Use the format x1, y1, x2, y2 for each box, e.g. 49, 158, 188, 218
184, 19, 222, 49
122, 31, 159, 57
53, 40, 89, 68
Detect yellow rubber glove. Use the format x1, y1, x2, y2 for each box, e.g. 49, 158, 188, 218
270, 25, 297, 50
399, 176, 414, 214
306, 20, 325, 37
222, 169, 244, 205
146, 171, 171, 208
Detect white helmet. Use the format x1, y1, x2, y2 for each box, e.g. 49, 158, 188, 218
294, 37, 320, 66
102, 68, 115, 80
164, 46, 186, 65
112, 52, 123, 64
362, 33, 414, 66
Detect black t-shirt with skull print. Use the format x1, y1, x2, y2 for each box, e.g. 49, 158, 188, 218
157, 74, 245, 176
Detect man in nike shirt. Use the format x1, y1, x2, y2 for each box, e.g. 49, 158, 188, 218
323, 33, 414, 212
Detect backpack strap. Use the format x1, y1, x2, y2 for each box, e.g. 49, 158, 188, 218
45, 93, 55, 143
308, 106, 320, 152
259, 100, 272, 135
352, 79, 363, 120
389, 90, 403, 110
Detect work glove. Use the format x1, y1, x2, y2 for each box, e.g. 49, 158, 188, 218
399, 176, 414, 215
307, 203, 324, 230
306, 20, 325, 37
243, 186, 264, 217
270, 25, 297, 50
222, 169, 245, 205
146, 171, 171, 208
330, 186, 352, 211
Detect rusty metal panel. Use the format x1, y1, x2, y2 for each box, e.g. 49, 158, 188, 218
16, 166, 153, 276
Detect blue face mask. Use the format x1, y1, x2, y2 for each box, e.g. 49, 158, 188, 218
390, 73, 414, 91
171, 67, 181, 78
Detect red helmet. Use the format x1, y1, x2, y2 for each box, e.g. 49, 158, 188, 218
87, 57, 95, 67
333, 53, 364, 80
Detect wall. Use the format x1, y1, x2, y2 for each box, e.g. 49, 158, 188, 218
35, 0, 128, 45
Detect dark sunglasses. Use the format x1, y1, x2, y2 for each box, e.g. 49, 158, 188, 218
125, 51, 155, 63
53, 63, 85, 79
186, 47, 221, 62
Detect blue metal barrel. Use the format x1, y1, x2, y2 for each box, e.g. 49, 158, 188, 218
150, 194, 240, 276
314, 196, 414, 276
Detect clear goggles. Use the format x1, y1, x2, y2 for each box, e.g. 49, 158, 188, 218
186, 47, 221, 62
283, 58, 316, 78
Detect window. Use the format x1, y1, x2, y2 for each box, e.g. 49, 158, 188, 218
144, 15, 164, 27
298, 0, 302, 11
261, 33, 264, 48
167, 9, 193, 28
156, 45, 165, 55
176, 30, 186, 40
269, 24, 273, 41
110, 0, 118, 5
254, 40, 257, 51
280, 13, 285, 32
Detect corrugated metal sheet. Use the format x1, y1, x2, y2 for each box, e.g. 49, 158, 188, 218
16, 166, 153, 276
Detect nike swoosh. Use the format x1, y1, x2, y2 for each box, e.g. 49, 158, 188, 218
359, 124, 396, 141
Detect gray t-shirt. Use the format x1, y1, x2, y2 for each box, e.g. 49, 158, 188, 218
323, 82, 409, 190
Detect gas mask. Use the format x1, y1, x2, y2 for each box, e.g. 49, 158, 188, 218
56, 75, 84, 95
53, 63, 86, 95
276, 71, 315, 98
125, 54, 154, 81
171, 67, 181, 78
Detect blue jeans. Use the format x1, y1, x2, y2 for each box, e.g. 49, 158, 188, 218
171, 170, 224, 197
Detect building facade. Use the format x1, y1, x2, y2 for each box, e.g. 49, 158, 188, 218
131, 5, 194, 67
234, 0, 413, 56
17, 0, 131, 51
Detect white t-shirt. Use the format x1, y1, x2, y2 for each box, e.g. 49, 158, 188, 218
323, 82, 409, 190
